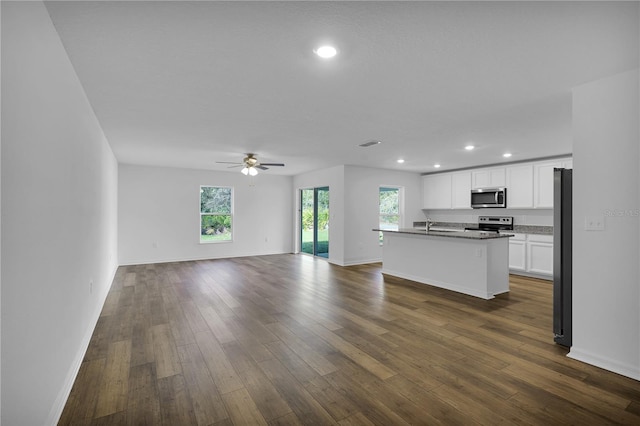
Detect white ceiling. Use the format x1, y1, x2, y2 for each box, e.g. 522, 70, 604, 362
45, 1, 639, 176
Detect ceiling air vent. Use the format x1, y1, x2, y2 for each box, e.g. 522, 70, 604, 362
359, 140, 381, 148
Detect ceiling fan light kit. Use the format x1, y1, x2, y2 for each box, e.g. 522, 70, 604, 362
240, 166, 258, 176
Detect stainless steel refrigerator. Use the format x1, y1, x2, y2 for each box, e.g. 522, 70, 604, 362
553, 168, 572, 347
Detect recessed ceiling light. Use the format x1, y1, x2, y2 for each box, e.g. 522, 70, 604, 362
465, 145, 475, 151
503, 153, 512, 158
397, 159, 405, 164
434, 164, 441, 168
314, 45, 338, 58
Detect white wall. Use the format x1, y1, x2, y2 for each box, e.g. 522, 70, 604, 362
119, 164, 293, 265
344, 166, 422, 265
1, 2, 119, 425
571, 69, 640, 379
292, 165, 345, 265
292, 165, 423, 266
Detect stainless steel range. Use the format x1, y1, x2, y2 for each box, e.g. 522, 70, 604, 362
465, 216, 514, 233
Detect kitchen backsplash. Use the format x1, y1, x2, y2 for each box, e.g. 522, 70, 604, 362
413, 221, 552, 235
421, 209, 554, 227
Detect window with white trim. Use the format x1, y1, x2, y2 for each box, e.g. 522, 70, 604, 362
200, 186, 233, 243
379, 186, 403, 244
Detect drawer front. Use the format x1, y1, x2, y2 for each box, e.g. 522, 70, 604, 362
527, 234, 553, 243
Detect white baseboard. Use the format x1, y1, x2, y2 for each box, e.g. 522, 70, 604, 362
122, 253, 381, 269
568, 347, 640, 381
119, 250, 293, 266
382, 268, 495, 300
342, 258, 382, 266
46, 263, 119, 425
509, 270, 552, 280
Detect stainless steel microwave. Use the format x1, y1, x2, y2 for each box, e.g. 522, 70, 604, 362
471, 187, 507, 208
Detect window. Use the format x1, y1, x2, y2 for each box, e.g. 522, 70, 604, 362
379, 186, 402, 244
200, 186, 233, 243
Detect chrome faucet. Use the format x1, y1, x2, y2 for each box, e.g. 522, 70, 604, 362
426, 218, 434, 231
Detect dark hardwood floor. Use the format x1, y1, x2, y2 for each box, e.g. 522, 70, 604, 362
59, 254, 640, 425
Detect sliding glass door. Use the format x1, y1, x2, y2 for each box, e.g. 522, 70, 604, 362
300, 187, 329, 258
301, 189, 315, 255
315, 187, 329, 258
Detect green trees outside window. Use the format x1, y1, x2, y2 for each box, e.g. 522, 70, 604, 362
200, 186, 232, 242
301, 187, 329, 257
301, 190, 329, 231
379, 187, 402, 244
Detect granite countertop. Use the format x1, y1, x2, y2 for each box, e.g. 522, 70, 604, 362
412, 221, 553, 235
512, 225, 553, 235
373, 228, 513, 240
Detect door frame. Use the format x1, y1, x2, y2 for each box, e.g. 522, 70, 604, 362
299, 186, 329, 258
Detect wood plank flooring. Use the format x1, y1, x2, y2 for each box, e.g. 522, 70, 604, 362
59, 254, 640, 425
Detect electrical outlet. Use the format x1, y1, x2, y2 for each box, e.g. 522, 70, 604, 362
584, 216, 605, 231
152, 241, 158, 248
475, 248, 483, 258
89, 279, 93, 294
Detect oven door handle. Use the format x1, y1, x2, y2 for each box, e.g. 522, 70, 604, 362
495, 191, 499, 204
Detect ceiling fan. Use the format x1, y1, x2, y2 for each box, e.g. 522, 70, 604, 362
216, 153, 285, 176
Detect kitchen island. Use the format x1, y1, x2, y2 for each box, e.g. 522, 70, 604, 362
374, 228, 512, 299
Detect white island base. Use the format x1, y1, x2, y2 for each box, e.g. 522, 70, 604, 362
381, 231, 510, 300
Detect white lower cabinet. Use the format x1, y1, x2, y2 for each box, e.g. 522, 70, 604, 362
508, 234, 526, 271
527, 234, 553, 276
509, 233, 553, 277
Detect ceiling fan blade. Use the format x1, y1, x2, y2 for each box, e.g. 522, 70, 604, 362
217, 156, 284, 172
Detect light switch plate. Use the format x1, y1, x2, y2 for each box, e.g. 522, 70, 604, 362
584, 216, 605, 231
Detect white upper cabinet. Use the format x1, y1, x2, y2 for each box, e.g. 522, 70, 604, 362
421, 157, 571, 210
422, 174, 452, 209
472, 167, 506, 189
451, 171, 471, 209
533, 161, 562, 208
505, 164, 534, 208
